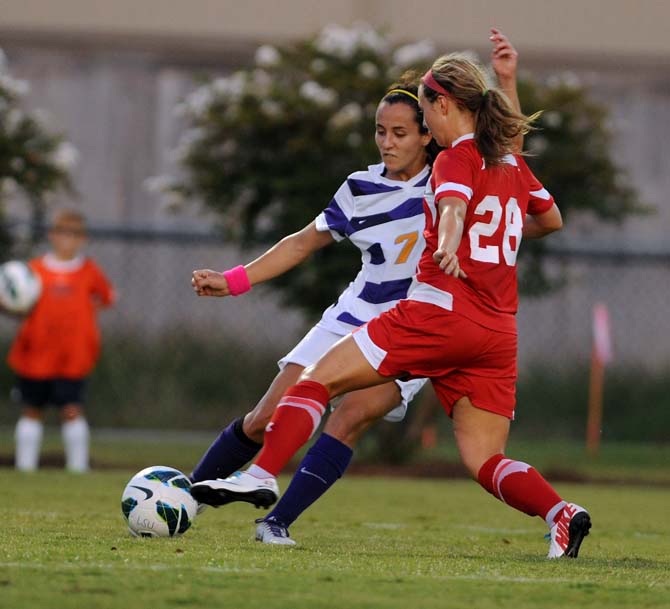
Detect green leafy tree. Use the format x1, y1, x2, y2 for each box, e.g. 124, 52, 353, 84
152, 24, 438, 319
156, 24, 641, 316
0, 49, 77, 258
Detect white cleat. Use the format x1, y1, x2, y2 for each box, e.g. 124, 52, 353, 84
548, 503, 591, 558
190, 471, 279, 509
255, 517, 297, 546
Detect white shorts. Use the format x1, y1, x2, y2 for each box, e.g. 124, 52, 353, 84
279, 324, 427, 422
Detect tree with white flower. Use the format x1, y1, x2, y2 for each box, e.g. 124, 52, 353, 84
0, 48, 78, 256
154, 24, 440, 316
158, 24, 641, 315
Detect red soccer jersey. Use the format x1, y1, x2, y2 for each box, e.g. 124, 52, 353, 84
414, 134, 555, 333
8, 254, 115, 379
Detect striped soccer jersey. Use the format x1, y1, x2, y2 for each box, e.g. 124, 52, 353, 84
314, 162, 430, 335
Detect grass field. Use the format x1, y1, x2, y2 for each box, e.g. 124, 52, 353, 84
4, 427, 670, 484
3, 432, 670, 609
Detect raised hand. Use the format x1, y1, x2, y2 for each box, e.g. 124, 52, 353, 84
490, 27, 518, 81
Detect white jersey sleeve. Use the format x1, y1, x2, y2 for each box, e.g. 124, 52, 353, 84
314, 180, 356, 242
314, 162, 431, 335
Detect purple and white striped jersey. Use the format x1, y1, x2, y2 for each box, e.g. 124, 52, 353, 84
314, 162, 430, 335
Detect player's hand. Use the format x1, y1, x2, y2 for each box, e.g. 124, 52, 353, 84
433, 249, 467, 279
191, 269, 231, 297
490, 27, 518, 81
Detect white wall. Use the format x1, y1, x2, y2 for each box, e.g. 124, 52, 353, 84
1, 0, 669, 62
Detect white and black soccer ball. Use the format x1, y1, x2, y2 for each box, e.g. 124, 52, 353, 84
121, 466, 198, 538
0, 260, 42, 314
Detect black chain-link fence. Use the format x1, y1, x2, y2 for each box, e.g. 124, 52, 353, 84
1, 227, 668, 444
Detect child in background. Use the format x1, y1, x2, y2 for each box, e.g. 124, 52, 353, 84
7, 208, 115, 472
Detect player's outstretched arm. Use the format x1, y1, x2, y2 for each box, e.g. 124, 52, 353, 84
191, 221, 334, 297
245, 221, 335, 285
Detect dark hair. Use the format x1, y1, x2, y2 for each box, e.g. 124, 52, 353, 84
380, 72, 443, 164
422, 53, 534, 166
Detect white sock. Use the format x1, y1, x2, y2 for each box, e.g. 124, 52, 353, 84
15, 417, 43, 471
62, 417, 90, 472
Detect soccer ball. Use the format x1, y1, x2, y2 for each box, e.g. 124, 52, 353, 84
121, 466, 198, 538
0, 260, 42, 314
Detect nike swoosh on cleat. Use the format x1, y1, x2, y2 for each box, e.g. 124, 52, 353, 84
299, 467, 328, 484
130, 485, 154, 500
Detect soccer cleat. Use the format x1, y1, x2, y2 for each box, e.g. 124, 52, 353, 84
188, 475, 209, 513
548, 503, 591, 558
255, 517, 297, 546
190, 471, 279, 509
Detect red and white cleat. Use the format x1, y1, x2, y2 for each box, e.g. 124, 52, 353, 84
548, 503, 592, 558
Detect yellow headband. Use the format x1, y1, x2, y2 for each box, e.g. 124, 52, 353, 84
384, 89, 420, 103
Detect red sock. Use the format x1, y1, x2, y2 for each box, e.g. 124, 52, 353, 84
477, 454, 563, 519
255, 381, 329, 476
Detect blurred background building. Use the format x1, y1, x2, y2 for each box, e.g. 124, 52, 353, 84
0, 1, 668, 440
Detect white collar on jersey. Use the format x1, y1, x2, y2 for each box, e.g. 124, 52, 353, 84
43, 252, 85, 272
451, 133, 475, 148
371, 162, 431, 187
450, 133, 518, 168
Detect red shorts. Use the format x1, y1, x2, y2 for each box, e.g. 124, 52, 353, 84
353, 299, 518, 419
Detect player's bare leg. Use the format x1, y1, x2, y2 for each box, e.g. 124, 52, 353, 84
255, 382, 403, 544
324, 382, 403, 447
453, 397, 591, 558
242, 363, 305, 442
301, 333, 393, 395
190, 363, 304, 503
452, 397, 509, 477
194, 335, 393, 509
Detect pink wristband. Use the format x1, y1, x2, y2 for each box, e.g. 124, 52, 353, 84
223, 265, 252, 296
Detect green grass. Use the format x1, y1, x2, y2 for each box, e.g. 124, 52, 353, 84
2, 427, 670, 485
417, 436, 670, 485
3, 464, 670, 608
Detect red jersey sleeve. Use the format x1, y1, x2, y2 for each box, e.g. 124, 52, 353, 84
518, 158, 555, 215
88, 259, 116, 307
431, 147, 478, 206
